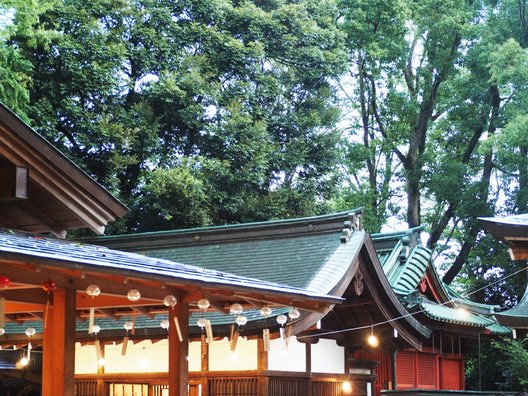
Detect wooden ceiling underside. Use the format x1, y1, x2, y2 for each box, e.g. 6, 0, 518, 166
0, 106, 127, 237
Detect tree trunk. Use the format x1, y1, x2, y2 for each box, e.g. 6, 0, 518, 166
442, 86, 499, 284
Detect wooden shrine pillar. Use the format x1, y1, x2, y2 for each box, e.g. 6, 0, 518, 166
42, 288, 76, 396
169, 300, 189, 396
200, 335, 209, 396
257, 337, 269, 396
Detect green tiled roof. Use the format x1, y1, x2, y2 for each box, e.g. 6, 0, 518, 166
420, 300, 495, 327
0, 230, 341, 305
389, 246, 431, 293
495, 285, 528, 327
91, 212, 513, 335
485, 322, 512, 335
122, 212, 367, 295
143, 231, 345, 291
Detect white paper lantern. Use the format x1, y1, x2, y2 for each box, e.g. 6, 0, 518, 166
86, 284, 101, 297
230, 303, 243, 315
25, 327, 36, 337
276, 314, 288, 326
160, 319, 170, 330
260, 306, 272, 317
124, 321, 134, 331
127, 289, 141, 302
197, 298, 210, 310
197, 318, 207, 328
163, 295, 178, 308
288, 308, 301, 320
90, 325, 101, 334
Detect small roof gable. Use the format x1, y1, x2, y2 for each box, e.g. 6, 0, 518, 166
479, 214, 528, 241
0, 103, 127, 237
372, 226, 507, 335
372, 226, 431, 293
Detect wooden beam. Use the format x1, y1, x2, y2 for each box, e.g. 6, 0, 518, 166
133, 306, 155, 319
0, 260, 175, 300
17, 201, 67, 238
203, 292, 229, 314
509, 246, 528, 261
233, 294, 332, 314
96, 308, 119, 320
2, 288, 48, 305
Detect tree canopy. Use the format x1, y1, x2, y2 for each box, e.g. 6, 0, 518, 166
3, 0, 528, 389
2, 0, 528, 306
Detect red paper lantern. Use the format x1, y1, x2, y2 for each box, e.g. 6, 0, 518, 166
42, 278, 57, 293
0, 275, 10, 290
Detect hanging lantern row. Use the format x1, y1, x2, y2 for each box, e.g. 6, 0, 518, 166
81, 284, 303, 351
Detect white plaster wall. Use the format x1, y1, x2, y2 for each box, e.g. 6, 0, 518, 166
311, 339, 344, 374
188, 341, 201, 372
208, 337, 257, 371
268, 337, 305, 372
75, 339, 202, 374
75, 343, 98, 374
104, 339, 168, 373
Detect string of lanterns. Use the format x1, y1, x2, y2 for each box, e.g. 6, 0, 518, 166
0, 274, 308, 366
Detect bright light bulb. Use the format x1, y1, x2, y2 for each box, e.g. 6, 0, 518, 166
98, 358, 105, 366
367, 334, 379, 348
456, 307, 469, 319
19, 357, 29, 367
342, 380, 353, 394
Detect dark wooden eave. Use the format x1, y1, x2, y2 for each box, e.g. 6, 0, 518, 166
0, 103, 127, 237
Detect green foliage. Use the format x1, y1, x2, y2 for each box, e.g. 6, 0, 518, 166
7, 0, 346, 232
466, 338, 528, 390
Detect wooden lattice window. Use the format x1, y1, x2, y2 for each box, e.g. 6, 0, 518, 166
209, 377, 258, 396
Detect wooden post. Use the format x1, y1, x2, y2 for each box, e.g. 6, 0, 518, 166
305, 342, 312, 396
257, 337, 268, 396
305, 343, 311, 373
201, 334, 209, 396
42, 288, 76, 396
96, 341, 105, 396
169, 301, 189, 396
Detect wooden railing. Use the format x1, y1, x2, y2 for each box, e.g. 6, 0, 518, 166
75, 379, 97, 396
75, 371, 351, 396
